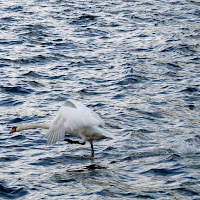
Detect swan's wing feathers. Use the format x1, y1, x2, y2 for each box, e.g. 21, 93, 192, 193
45, 113, 66, 145
60, 105, 103, 130
63, 100, 77, 108
69, 99, 104, 125
45, 100, 104, 145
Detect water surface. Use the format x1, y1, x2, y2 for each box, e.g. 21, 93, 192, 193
0, 0, 200, 199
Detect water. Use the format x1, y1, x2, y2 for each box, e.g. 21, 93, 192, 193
0, 0, 200, 199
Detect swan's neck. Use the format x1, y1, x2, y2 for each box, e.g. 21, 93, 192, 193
17, 123, 50, 132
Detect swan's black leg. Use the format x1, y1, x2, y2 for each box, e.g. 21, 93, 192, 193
65, 139, 94, 158
91, 142, 94, 158
64, 139, 85, 145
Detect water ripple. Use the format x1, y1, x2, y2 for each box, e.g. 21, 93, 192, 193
0, 182, 28, 199
0, 0, 200, 199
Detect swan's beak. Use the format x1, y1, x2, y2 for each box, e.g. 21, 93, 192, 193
9, 127, 16, 134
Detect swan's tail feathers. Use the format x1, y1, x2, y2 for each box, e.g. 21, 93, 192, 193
91, 126, 113, 140
45, 125, 66, 145
100, 129, 113, 139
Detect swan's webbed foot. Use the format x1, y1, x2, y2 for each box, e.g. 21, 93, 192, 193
64, 139, 86, 145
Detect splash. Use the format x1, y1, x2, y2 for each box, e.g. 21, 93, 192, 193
173, 138, 200, 155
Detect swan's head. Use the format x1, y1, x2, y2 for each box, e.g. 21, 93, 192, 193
9, 124, 49, 134
9, 126, 17, 134
9, 124, 27, 133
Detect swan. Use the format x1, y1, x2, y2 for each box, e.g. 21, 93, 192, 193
9, 99, 112, 158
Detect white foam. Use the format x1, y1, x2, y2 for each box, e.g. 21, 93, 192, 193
173, 139, 200, 155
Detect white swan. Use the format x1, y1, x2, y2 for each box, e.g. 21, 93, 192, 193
9, 99, 112, 158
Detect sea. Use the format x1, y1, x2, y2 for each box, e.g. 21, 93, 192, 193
0, 0, 200, 199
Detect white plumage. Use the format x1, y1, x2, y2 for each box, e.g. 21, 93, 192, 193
9, 99, 112, 158
45, 99, 106, 144
45, 99, 112, 157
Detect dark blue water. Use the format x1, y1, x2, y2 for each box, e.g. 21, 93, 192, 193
0, 0, 200, 199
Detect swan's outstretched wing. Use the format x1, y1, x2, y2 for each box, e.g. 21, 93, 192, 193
45, 100, 104, 145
